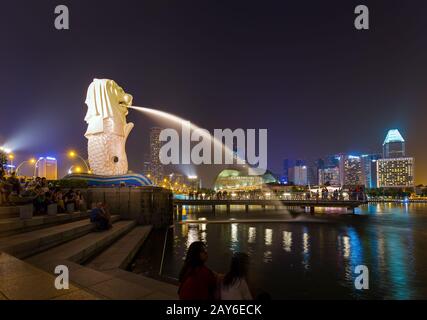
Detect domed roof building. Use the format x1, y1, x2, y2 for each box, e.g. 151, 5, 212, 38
214, 167, 277, 191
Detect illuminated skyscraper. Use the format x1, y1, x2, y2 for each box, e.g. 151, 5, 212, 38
149, 127, 164, 184
142, 152, 150, 177
318, 167, 340, 186
292, 164, 308, 186
377, 158, 414, 188
361, 154, 381, 188
36, 157, 58, 180
383, 129, 405, 158
338, 154, 363, 186
377, 129, 414, 188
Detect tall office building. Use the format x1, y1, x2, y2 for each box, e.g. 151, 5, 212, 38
361, 154, 381, 188
36, 157, 58, 180
306, 158, 320, 185
142, 152, 151, 177
149, 127, 164, 184
318, 167, 340, 186
324, 154, 340, 168
338, 154, 363, 186
377, 157, 414, 188
377, 129, 414, 188
292, 164, 308, 186
282, 159, 294, 184
383, 129, 405, 158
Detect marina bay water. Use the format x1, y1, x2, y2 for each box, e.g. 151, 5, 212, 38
132, 203, 427, 299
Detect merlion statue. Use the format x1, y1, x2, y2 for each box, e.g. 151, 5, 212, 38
84, 79, 134, 175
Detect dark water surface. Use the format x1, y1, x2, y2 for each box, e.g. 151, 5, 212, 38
132, 203, 427, 299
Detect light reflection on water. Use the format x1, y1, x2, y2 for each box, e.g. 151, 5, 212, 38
248, 227, 256, 244
133, 203, 427, 299
282, 231, 292, 252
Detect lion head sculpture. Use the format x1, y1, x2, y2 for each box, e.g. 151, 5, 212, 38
84, 79, 133, 137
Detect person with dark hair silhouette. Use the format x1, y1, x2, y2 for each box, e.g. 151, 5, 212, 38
220, 252, 252, 300
178, 241, 218, 300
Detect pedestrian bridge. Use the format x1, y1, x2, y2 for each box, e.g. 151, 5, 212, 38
173, 199, 368, 215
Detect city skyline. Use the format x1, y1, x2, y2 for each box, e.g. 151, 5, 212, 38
1, 126, 419, 189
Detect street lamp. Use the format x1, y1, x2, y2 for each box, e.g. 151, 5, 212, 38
15, 158, 36, 176
67, 150, 90, 173
8, 153, 14, 167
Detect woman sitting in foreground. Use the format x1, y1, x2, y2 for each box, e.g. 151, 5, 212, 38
220, 252, 253, 300
178, 241, 219, 300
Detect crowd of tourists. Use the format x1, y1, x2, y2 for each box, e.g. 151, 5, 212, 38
0, 170, 84, 213
178, 241, 269, 301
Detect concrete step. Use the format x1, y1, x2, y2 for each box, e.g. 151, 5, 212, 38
27, 220, 136, 268
87, 225, 152, 271
32, 260, 177, 300
0, 211, 91, 238
0, 252, 101, 300
104, 268, 178, 299
0, 206, 20, 219
0, 215, 120, 259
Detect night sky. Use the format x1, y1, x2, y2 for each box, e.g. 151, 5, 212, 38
1, 0, 427, 186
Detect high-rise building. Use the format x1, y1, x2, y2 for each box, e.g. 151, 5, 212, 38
36, 157, 58, 180
292, 164, 308, 186
282, 159, 294, 184
361, 154, 381, 188
377, 157, 414, 188
383, 129, 405, 158
338, 154, 363, 186
142, 152, 151, 177
306, 158, 320, 185
149, 127, 164, 184
377, 129, 414, 188
318, 167, 340, 186
324, 154, 340, 168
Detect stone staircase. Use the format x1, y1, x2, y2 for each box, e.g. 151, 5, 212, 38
0, 206, 20, 219
0, 211, 92, 237
0, 208, 178, 300
0, 215, 120, 259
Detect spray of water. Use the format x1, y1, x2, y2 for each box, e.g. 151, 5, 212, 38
129, 106, 238, 167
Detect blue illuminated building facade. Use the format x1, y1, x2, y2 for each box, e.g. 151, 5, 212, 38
361, 154, 381, 188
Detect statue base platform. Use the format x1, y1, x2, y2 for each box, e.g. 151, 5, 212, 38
63, 173, 153, 187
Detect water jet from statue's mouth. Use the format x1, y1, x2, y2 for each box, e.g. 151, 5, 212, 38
128, 105, 263, 175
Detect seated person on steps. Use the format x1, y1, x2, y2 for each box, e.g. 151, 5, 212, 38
90, 202, 112, 231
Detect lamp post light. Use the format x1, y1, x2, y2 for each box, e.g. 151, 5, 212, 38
15, 158, 36, 176
68, 150, 91, 173
8, 153, 14, 169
